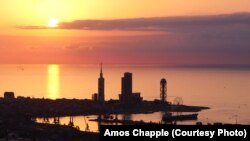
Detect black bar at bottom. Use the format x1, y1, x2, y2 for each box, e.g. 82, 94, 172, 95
100, 125, 249, 141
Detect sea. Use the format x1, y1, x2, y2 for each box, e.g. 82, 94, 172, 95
0, 64, 249, 131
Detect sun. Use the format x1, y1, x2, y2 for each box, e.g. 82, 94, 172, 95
48, 18, 59, 28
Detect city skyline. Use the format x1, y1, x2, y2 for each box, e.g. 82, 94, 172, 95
0, 1, 250, 64
0, 1, 249, 140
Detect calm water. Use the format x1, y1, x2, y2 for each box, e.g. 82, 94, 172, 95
1, 64, 250, 131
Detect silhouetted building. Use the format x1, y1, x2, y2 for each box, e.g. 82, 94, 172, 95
92, 93, 98, 101
98, 64, 105, 102
160, 78, 167, 102
122, 72, 132, 96
119, 72, 142, 104
4, 91, 15, 101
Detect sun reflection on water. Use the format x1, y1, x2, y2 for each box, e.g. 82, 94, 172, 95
48, 64, 60, 99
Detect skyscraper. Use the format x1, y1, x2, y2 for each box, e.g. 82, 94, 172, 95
122, 72, 132, 96
119, 72, 142, 104
98, 64, 105, 102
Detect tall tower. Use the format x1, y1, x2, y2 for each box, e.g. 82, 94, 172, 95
122, 72, 132, 96
98, 64, 105, 102
160, 78, 167, 102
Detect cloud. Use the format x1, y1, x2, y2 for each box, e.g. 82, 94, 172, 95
17, 13, 250, 32
10, 13, 250, 64
16, 25, 48, 29
59, 13, 250, 31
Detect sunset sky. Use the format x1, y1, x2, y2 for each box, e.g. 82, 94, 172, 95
1, 0, 250, 64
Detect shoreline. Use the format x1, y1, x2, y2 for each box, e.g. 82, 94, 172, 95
0, 97, 208, 140
0, 97, 209, 118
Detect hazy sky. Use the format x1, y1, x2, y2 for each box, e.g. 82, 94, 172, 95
1, 0, 250, 64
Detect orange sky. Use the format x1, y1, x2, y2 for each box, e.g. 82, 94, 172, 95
1, 0, 250, 26
1, 0, 250, 64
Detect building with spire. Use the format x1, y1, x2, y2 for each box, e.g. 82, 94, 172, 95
98, 64, 105, 102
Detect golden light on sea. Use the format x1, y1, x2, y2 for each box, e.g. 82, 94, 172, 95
48, 64, 60, 99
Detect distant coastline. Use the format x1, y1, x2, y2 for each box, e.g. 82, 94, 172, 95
0, 97, 208, 118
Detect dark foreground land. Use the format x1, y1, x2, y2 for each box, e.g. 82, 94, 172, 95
0, 97, 208, 117
0, 117, 98, 141
0, 97, 208, 140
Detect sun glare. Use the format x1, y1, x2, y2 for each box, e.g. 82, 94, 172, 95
48, 18, 59, 28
